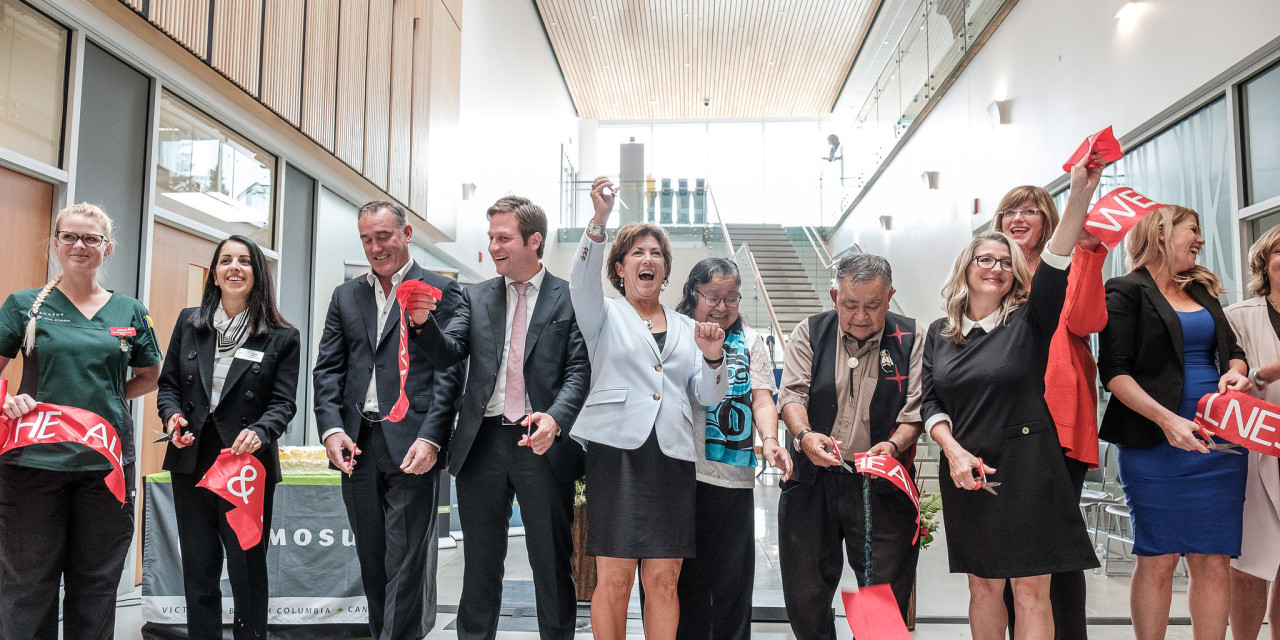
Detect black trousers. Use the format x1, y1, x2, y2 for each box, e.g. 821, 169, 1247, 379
1005, 452, 1090, 640
779, 470, 920, 640
342, 417, 440, 640
676, 482, 755, 640
170, 425, 277, 640
0, 459, 135, 640
455, 417, 576, 640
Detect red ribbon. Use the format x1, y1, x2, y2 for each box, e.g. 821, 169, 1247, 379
852, 452, 922, 543
0, 380, 127, 502
1083, 187, 1162, 249
841, 584, 912, 639
196, 449, 267, 550
1195, 390, 1280, 457
1062, 125, 1125, 172
385, 280, 442, 423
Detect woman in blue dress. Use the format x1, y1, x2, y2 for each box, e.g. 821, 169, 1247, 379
1099, 205, 1250, 640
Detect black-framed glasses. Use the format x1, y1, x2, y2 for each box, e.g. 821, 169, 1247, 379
996, 208, 1043, 219
698, 292, 741, 307
972, 256, 1014, 272
55, 230, 107, 247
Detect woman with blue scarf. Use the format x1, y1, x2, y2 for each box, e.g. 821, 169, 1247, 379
675, 257, 792, 640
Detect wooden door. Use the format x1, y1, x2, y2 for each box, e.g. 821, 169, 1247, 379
0, 166, 54, 392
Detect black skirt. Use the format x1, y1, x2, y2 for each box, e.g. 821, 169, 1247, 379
585, 429, 696, 559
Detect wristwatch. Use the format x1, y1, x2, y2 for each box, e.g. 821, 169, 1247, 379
586, 219, 606, 239
1251, 367, 1268, 390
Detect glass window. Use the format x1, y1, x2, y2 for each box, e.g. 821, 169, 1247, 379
156, 92, 276, 248
1242, 62, 1280, 206
0, 0, 68, 167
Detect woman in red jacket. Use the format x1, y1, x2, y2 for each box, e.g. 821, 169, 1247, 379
993, 182, 1107, 640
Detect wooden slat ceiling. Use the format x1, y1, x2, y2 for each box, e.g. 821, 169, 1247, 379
534, 0, 882, 119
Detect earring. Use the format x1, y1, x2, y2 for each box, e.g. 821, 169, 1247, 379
662, 280, 669, 291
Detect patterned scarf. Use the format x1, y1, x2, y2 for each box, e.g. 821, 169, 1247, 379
705, 324, 756, 467
212, 305, 250, 358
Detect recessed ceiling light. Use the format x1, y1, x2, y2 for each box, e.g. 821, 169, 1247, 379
591, 15, 597, 19
767, 61, 774, 65
550, 22, 557, 26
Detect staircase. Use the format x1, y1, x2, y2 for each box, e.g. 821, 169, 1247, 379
725, 224, 825, 337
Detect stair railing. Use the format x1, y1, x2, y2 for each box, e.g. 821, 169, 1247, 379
801, 224, 836, 268
705, 187, 785, 350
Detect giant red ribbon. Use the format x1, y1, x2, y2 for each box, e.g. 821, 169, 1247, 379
0, 379, 127, 502
1083, 187, 1163, 249
841, 584, 912, 639
1195, 390, 1280, 458
1063, 125, 1125, 172
386, 280, 442, 423
852, 453, 922, 543
196, 449, 267, 550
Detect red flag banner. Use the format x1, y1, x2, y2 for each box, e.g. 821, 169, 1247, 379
197, 449, 267, 550
1195, 390, 1280, 458
1062, 125, 1125, 172
1083, 187, 1163, 249
0, 379, 127, 502
852, 453, 922, 543
386, 280, 443, 423
841, 584, 912, 639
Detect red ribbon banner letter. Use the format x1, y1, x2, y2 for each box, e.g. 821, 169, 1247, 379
852, 453, 922, 543
0, 380, 128, 502
1062, 125, 1125, 172
1083, 187, 1162, 249
1195, 390, 1280, 458
197, 449, 267, 550
385, 280, 443, 423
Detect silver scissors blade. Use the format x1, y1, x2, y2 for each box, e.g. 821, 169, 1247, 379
1204, 435, 1244, 454
151, 428, 174, 444
981, 481, 1001, 495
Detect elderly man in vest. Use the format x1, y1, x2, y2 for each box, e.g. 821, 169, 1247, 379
777, 253, 923, 639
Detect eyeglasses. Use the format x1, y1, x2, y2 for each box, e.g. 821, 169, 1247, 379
972, 256, 1014, 272
698, 292, 741, 307
55, 230, 107, 247
997, 208, 1043, 219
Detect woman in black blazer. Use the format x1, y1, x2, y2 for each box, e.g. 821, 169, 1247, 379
1098, 205, 1248, 639
156, 235, 300, 640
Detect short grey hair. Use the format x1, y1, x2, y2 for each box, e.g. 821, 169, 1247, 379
357, 200, 409, 230
834, 253, 893, 290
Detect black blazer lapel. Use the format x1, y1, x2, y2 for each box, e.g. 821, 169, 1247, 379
487, 279, 508, 370
1135, 268, 1185, 366
356, 279, 380, 349
523, 277, 561, 360
197, 326, 217, 399
219, 333, 270, 401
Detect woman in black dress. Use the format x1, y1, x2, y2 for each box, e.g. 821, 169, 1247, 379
923, 155, 1103, 640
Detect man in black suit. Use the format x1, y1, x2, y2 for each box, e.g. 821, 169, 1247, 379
312, 201, 463, 640
419, 196, 590, 640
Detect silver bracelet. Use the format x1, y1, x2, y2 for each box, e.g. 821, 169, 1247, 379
1251, 367, 1268, 390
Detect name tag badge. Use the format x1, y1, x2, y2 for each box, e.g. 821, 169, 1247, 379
110, 327, 137, 337
234, 348, 265, 363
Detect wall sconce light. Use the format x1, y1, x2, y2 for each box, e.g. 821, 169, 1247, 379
921, 171, 939, 190
880, 215, 893, 231
987, 99, 1013, 126
462, 183, 477, 200
1109, 0, 1139, 18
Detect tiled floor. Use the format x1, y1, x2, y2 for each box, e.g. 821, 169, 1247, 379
110, 474, 1253, 639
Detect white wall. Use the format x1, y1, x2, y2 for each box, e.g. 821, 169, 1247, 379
827, 0, 1280, 320
436, 0, 578, 282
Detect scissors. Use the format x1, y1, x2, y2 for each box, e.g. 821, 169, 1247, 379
151, 428, 175, 444
973, 457, 1000, 495
829, 438, 857, 474
1201, 433, 1243, 454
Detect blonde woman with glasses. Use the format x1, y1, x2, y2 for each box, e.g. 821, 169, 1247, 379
0, 203, 163, 640
922, 155, 1103, 640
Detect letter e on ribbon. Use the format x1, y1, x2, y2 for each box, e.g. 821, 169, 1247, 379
197, 449, 267, 549
853, 452, 922, 542
385, 280, 442, 423
1084, 187, 1162, 249
1195, 390, 1280, 457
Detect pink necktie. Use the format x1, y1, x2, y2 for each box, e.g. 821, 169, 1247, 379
504, 282, 530, 422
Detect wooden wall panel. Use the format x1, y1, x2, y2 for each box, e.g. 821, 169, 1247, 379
210, 0, 263, 94
261, 0, 306, 126
409, 0, 430, 213
149, 0, 210, 57
387, 0, 414, 203
301, 0, 340, 151
423, 0, 460, 237
121, 0, 143, 11
334, 0, 369, 171
362, 0, 393, 191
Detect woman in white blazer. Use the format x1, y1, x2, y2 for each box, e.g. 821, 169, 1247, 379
570, 176, 727, 640
1225, 224, 1280, 640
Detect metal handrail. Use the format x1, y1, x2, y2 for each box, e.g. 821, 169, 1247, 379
801, 224, 836, 268
707, 188, 735, 253
740, 241, 786, 348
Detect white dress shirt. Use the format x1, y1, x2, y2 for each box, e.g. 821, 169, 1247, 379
485, 266, 546, 418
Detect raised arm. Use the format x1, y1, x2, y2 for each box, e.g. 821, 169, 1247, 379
569, 176, 618, 344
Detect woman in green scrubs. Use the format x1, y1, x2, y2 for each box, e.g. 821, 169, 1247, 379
0, 203, 163, 640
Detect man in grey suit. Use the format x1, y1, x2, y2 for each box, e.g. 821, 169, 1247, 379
419, 196, 590, 640
312, 201, 463, 640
